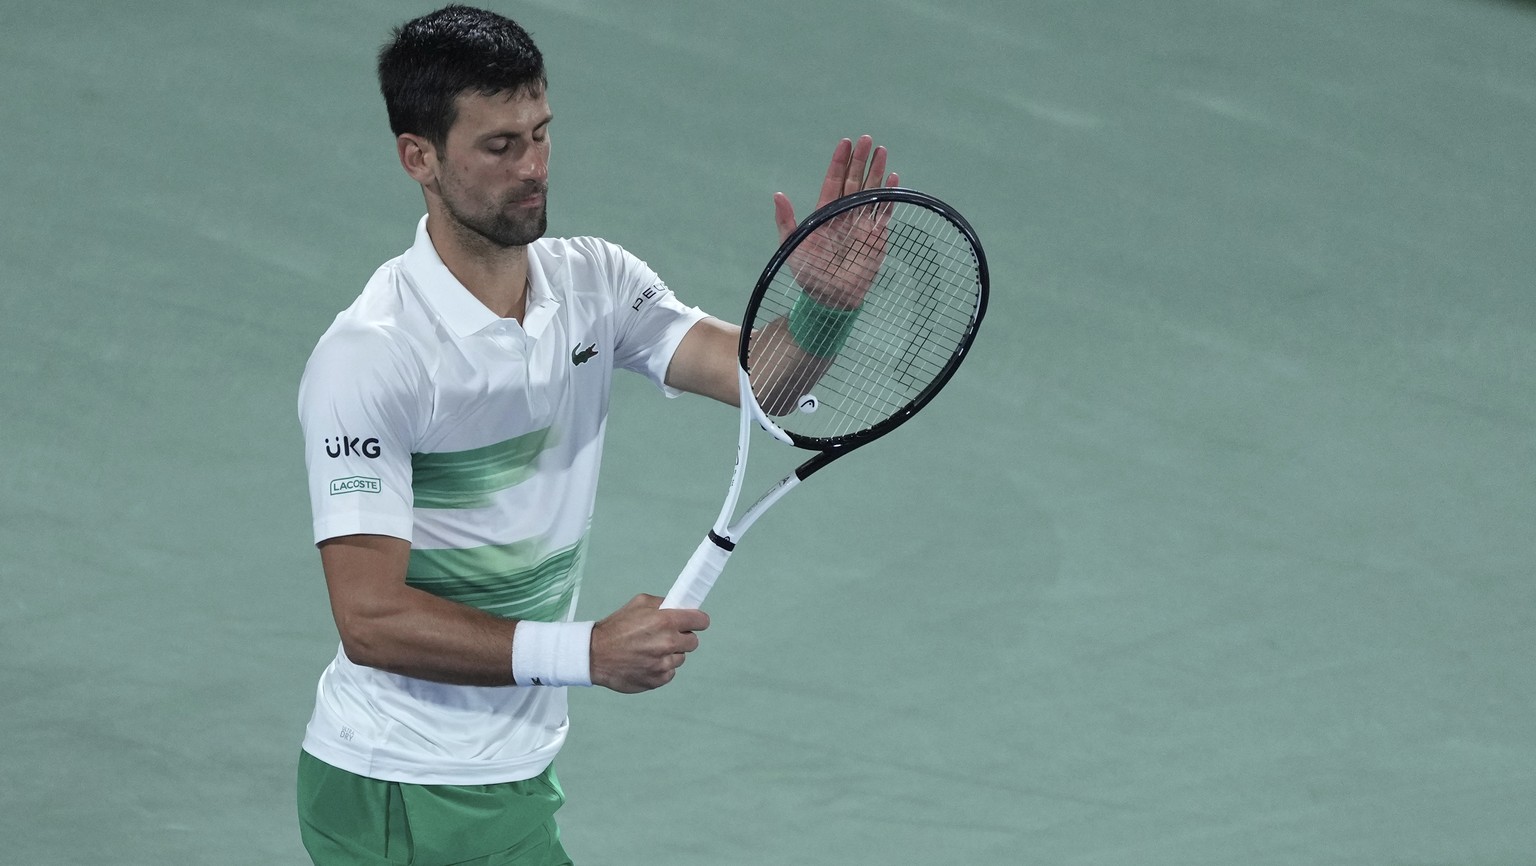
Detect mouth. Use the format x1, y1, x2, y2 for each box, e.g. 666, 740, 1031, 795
511, 187, 547, 209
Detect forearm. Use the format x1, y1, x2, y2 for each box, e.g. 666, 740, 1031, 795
335, 582, 525, 685
748, 317, 835, 416
665, 313, 840, 412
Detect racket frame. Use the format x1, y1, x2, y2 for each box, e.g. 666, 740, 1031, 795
741, 187, 987, 458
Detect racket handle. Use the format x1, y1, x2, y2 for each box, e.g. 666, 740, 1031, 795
660, 533, 734, 610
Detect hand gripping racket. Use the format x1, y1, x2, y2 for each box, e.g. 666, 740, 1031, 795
661, 187, 989, 610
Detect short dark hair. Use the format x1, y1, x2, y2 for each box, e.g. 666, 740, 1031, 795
377, 5, 546, 149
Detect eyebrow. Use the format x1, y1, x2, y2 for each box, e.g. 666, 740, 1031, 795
479, 115, 554, 142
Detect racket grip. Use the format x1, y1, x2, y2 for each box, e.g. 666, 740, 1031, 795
660, 534, 734, 610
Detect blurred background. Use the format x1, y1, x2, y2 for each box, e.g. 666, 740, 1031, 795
2, 1, 1532, 862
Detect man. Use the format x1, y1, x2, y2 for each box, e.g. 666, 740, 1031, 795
296, 5, 897, 864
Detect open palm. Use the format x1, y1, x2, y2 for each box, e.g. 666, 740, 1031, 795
773, 135, 899, 310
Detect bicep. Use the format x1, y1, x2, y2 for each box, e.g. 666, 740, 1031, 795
664, 317, 742, 405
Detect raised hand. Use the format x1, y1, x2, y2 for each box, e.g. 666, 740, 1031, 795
772, 136, 900, 309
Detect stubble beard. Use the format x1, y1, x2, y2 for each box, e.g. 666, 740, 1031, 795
443, 184, 549, 250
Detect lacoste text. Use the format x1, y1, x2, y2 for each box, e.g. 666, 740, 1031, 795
330, 476, 382, 495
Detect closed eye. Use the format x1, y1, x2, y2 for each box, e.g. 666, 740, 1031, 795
479, 116, 552, 154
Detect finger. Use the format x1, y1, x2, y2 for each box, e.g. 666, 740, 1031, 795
864, 144, 889, 192
817, 138, 853, 208
667, 608, 710, 633
844, 135, 874, 198
774, 191, 797, 242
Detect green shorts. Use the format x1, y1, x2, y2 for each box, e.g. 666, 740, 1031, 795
297, 751, 574, 866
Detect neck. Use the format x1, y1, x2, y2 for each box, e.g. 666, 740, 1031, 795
425, 211, 530, 322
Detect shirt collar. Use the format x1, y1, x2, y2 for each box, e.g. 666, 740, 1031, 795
400, 215, 561, 340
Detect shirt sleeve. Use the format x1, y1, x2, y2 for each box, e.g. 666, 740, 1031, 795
603, 244, 710, 396
297, 323, 423, 544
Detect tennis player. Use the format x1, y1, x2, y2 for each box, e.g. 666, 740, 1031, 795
295, 5, 895, 864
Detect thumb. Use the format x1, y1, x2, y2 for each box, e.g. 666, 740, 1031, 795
773, 192, 797, 243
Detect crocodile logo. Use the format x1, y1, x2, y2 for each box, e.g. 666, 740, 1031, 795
571, 342, 599, 366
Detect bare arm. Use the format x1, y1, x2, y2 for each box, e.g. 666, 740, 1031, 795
319, 534, 708, 693
664, 316, 834, 416
665, 136, 898, 411
665, 316, 742, 406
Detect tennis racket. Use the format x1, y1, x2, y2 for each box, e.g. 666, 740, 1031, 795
660, 187, 989, 610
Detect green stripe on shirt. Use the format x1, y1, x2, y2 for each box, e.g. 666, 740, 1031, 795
411, 427, 553, 509
407, 538, 584, 622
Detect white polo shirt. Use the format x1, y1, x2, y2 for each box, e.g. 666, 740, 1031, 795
297, 216, 707, 784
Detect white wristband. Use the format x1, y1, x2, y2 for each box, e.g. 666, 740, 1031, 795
512, 621, 595, 687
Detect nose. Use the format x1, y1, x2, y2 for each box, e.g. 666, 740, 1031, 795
516, 144, 549, 183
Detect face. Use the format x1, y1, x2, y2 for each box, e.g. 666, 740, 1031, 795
428, 89, 552, 249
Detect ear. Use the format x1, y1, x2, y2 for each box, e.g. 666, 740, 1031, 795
396, 133, 438, 188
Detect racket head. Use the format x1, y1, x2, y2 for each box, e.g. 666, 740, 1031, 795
738, 187, 989, 453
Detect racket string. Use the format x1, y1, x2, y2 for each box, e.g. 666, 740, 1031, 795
747, 200, 982, 441
754, 223, 975, 433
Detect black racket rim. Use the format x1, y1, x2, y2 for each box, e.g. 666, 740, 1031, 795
737, 186, 990, 455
